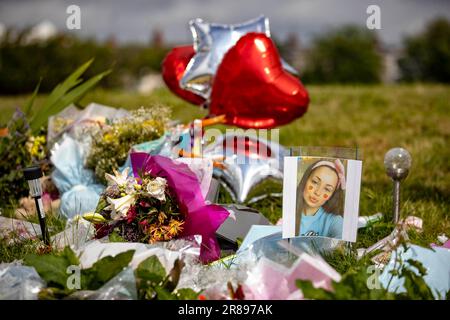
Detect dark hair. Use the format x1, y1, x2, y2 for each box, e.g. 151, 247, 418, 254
295, 160, 344, 235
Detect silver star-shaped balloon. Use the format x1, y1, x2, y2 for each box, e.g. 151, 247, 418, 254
202, 133, 286, 203
181, 15, 298, 100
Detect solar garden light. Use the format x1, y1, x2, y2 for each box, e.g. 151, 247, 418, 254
23, 166, 49, 245
384, 148, 412, 224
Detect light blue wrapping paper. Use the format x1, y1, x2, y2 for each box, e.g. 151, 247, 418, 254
379, 244, 450, 299
119, 134, 170, 174
51, 135, 104, 219
118, 129, 193, 175
235, 229, 345, 268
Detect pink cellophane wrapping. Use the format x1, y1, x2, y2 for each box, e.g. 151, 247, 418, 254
242, 252, 341, 300
130, 153, 229, 263
175, 157, 213, 200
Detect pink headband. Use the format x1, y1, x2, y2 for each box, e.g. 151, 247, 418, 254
311, 159, 346, 190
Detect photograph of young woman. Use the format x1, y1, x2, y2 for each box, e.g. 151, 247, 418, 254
295, 159, 346, 239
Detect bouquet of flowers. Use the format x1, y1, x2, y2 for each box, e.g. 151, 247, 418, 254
91, 167, 185, 244
86, 154, 230, 263
86, 105, 170, 185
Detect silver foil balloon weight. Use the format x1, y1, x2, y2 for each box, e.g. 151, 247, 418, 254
203, 133, 286, 203
384, 148, 412, 223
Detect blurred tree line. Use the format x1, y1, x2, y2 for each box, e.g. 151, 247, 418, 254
398, 18, 450, 82
0, 17, 449, 94
299, 26, 383, 83
284, 17, 450, 84
0, 30, 169, 94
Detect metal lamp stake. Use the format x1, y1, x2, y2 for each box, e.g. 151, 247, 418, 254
384, 148, 412, 224
23, 166, 50, 245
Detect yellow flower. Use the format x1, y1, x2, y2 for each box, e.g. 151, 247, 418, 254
26, 135, 46, 158
158, 211, 167, 224
31, 145, 39, 157
103, 132, 114, 143
148, 226, 165, 243
167, 219, 184, 237
35, 135, 46, 144
142, 119, 157, 128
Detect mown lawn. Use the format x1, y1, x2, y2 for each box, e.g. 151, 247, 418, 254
1, 84, 449, 254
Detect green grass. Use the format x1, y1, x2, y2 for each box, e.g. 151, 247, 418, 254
1, 84, 449, 261
0, 206, 67, 262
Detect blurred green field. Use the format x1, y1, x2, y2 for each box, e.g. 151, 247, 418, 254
1, 84, 449, 248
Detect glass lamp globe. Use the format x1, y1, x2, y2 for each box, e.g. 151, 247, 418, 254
384, 148, 412, 181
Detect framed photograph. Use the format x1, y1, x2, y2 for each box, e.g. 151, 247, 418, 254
282, 156, 362, 242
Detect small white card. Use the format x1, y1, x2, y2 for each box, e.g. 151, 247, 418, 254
282, 156, 362, 242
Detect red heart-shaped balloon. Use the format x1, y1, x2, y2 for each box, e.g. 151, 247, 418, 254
209, 33, 309, 128
162, 46, 206, 106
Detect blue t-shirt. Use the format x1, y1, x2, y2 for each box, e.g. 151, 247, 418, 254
300, 207, 343, 239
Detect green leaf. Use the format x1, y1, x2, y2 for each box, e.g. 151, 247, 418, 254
108, 231, 127, 242
24, 80, 41, 118
23, 254, 70, 289
52, 70, 111, 110
44, 59, 93, 110
400, 264, 435, 299
95, 197, 108, 213
29, 59, 111, 133
135, 255, 166, 285
295, 254, 438, 300
62, 246, 80, 266
165, 258, 184, 292
297, 266, 397, 300
175, 288, 200, 300
405, 259, 428, 277
81, 250, 134, 290
42, 69, 111, 126
296, 279, 334, 299
135, 256, 169, 300
38, 287, 71, 300
108, 231, 126, 243
23, 247, 80, 290
134, 257, 196, 300
154, 286, 177, 300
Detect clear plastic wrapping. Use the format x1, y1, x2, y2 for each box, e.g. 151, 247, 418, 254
0, 263, 45, 300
